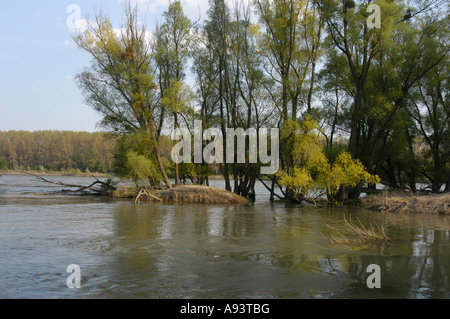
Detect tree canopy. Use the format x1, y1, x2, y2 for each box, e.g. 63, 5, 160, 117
67, 0, 449, 200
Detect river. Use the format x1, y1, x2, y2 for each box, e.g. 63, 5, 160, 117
0, 174, 448, 299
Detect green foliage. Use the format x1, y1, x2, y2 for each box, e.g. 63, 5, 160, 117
161, 80, 195, 117
125, 151, 160, 186
67, 0, 449, 198
326, 152, 380, 197
113, 131, 162, 186
0, 131, 116, 173
0, 157, 9, 171
278, 118, 379, 203
74, 4, 162, 133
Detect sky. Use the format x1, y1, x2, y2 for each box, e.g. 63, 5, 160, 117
0, 0, 210, 132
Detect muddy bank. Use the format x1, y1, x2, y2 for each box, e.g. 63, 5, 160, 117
116, 185, 251, 205
360, 192, 450, 214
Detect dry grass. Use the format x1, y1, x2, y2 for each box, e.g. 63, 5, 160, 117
328, 216, 390, 244
116, 184, 251, 205
361, 191, 450, 215
156, 185, 251, 204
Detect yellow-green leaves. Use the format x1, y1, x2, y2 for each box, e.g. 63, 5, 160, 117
326, 151, 380, 196
160, 80, 195, 116
278, 167, 312, 199
278, 117, 379, 203
126, 151, 160, 185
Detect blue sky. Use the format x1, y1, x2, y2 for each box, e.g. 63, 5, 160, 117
0, 0, 208, 132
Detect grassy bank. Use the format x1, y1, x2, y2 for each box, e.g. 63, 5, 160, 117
361, 191, 450, 215
113, 184, 251, 205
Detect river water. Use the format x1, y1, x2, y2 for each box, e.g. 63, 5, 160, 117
0, 174, 448, 299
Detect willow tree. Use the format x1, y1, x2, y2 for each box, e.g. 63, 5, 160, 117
409, 62, 449, 193
156, 0, 193, 185
253, 0, 325, 200
278, 116, 379, 204
227, 1, 272, 199
317, 0, 402, 160
317, 0, 448, 192
203, 0, 234, 191
73, 4, 172, 188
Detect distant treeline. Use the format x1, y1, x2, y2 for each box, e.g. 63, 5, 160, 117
0, 131, 117, 173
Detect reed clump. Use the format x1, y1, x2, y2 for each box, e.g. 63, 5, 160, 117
328, 216, 390, 244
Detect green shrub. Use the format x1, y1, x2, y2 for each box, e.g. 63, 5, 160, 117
0, 157, 9, 171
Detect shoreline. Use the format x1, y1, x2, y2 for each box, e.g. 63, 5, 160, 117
0, 171, 229, 180
0, 170, 112, 178
360, 191, 450, 215
3, 171, 448, 211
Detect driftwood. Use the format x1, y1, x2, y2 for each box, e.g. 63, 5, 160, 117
135, 187, 162, 203
24, 172, 117, 196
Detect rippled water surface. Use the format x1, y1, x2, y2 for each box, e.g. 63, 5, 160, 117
0, 174, 449, 299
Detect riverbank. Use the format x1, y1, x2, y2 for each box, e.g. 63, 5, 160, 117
360, 191, 450, 214
1, 170, 111, 177
0, 172, 251, 204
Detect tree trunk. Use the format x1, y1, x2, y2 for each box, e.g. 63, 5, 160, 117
148, 120, 172, 189
348, 88, 363, 158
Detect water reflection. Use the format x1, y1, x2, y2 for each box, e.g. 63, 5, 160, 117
0, 175, 449, 298
94, 201, 449, 298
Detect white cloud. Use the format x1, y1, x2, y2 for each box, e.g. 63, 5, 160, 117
68, 19, 89, 34
66, 4, 89, 34
118, 0, 170, 13
118, 0, 208, 18
113, 27, 155, 47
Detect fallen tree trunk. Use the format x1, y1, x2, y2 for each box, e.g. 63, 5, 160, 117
25, 172, 117, 196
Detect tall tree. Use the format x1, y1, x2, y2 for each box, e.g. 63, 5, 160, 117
157, 0, 193, 185
73, 3, 173, 188
409, 62, 449, 192
203, 0, 234, 191
318, 0, 400, 159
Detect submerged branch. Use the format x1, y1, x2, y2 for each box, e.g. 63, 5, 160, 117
24, 172, 117, 196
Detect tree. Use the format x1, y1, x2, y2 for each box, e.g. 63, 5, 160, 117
0, 157, 9, 171
73, 3, 172, 188
409, 63, 449, 192
253, 0, 326, 200
318, 0, 401, 159
203, 0, 234, 191
126, 151, 160, 186
156, 1, 194, 185
0, 131, 116, 173
278, 116, 379, 203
